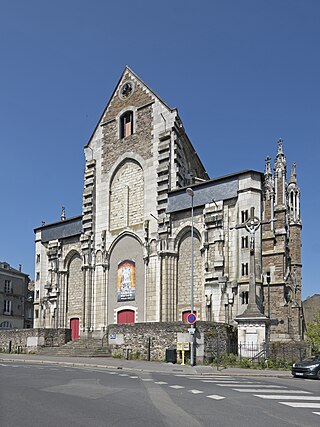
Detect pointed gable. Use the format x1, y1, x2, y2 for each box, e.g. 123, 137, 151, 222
102, 66, 171, 124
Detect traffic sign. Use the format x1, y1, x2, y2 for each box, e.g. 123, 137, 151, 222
187, 313, 197, 324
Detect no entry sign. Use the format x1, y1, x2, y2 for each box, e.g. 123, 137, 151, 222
187, 313, 197, 324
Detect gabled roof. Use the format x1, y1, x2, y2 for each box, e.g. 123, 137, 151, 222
85, 66, 176, 147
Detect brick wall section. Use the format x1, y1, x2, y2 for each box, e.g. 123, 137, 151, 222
101, 75, 154, 175
103, 73, 152, 122
110, 160, 144, 230
177, 233, 202, 317
0, 328, 71, 353
108, 321, 236, 363
67, 256, 83, 321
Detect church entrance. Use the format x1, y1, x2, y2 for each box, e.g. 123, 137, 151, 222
117, 309, 135, 324
182, 310, 197, 322
70, 318, 80, 340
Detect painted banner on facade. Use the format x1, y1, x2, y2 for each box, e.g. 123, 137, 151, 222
117, 260, 136, 302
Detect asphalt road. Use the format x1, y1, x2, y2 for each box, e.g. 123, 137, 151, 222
0, 361, 319, 427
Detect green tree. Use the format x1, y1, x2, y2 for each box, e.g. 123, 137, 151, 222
305, 309, 320, 354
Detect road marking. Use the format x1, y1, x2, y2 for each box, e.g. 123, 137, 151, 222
234, 389, 311, 393
155, 381, 168, 385
130, 376, 139, 379
141, 379, 154, 382
188, 389, 204, 394
202, 380, 253, 383
280, 402, 320, 408
255, 395, 320, 400
170, 385, 184, 389
312, 412, 320, 416
119, 374, 129, 376
107, 372, 117, 374
207, 394, 226, 400
218, 384, 283, 388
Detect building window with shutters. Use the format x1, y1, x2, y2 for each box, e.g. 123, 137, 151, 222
120, 111, 134, 139
241, 210, 249, 223
241, 291, 249, 304
241, 263, 248, 276
241, 236, 249, 249
4, 300, 12, 315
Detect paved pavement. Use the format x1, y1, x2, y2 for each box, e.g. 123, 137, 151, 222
0, 352, 292, 377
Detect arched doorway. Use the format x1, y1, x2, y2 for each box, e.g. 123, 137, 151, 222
117, 309, 135, 324
70, 318, 80, 340
182, 310, 197, 322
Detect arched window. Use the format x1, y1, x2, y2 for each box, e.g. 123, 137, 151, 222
120, 111, 133, 139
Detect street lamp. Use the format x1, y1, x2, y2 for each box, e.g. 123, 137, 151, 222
186, 187, 195, 367
265, 269, 271, 360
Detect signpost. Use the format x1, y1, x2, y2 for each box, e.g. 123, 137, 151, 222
187, 313, 197, 325
177, 342, 190, 365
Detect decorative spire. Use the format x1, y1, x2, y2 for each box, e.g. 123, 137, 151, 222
60, 206, 66, 221
265, 156, 272, 176
274, 138, 286, 173
289, 161, 297, 183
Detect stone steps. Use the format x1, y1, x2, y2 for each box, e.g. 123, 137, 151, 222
37, 338, 112, 358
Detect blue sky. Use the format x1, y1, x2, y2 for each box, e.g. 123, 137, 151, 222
1, 0, 319, 298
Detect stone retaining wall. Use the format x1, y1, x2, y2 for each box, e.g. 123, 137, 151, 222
0, 328, 71, 353
107, 321, 237, 364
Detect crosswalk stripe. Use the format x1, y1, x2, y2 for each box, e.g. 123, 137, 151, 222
155, 381, 168, 385
312, 412, 320, 416
207, 394, 225, 400
141, 379, 153, 382
218, 384, 283, 388
189, 389, 204, 394
234, 389, 311, 393
130, 376, 139, 378
119, 374, 129, 376
255, 395, 320, 400
280, 402, 320, 408
170, 385, 184, 389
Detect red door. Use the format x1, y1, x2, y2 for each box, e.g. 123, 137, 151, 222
182, 310, 197, 322
70, 318, 80, 340
117, 310, 135, 324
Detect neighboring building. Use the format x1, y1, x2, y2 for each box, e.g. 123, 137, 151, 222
33, 67, 302, 343
0, 262, 33, 329
303, 294, 320, 326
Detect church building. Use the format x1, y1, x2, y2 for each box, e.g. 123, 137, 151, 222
33, 67, 302, 344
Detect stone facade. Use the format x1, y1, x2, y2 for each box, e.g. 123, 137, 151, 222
0, 262, 33, 330
33, 67, 302, 346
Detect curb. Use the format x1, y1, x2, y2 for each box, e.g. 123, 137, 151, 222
0, 356, 292, 378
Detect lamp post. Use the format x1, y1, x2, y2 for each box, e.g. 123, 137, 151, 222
265, 269, 271, 359
186, 187, 195, 367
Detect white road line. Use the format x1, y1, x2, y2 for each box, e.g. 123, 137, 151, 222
202, 380, 253, 383
234, 389, 311, 393
218, 384, 283, 388
155, 381, 168, 385
141, 379, 154, 382
107, 372, 117, 374
312, 412, 320, 416
280, 402, 320, 408
130, 376, 139, 379
119, 374, 129, 376
170, 385, 185, 389
188, 389, 204, 394
207, 394, 226, 400
255, 395, 320, 400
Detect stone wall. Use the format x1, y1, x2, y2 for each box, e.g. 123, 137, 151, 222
0, 328, 71, 353
107, 321, 237, 364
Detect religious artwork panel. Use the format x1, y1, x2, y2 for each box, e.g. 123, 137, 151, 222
117, 260, 136, 302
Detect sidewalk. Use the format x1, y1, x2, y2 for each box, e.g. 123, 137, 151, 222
0, 353, 292, 378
